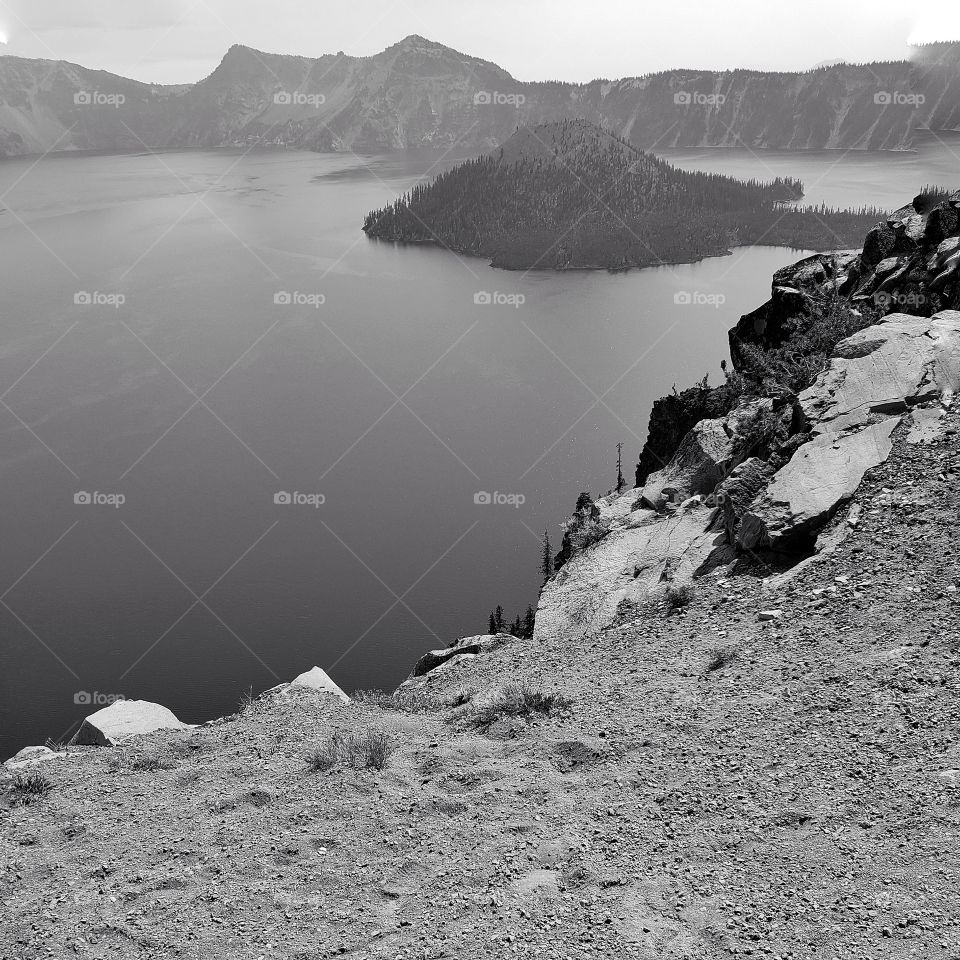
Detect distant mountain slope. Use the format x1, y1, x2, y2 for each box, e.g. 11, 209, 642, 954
0, 36, 957, 158
362, 119, 885, 270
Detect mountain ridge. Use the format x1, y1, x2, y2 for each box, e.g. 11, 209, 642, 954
0, 36, 957, 157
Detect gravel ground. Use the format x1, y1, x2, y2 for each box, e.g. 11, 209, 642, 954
2, 415, 959, 960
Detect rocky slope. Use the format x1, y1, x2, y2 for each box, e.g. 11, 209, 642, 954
1, 36, 959, 157
3, 410, 959, 959
4, 193, 960, 958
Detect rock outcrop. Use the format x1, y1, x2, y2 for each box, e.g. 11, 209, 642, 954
535, 499, 731, 645
638, 417, 735, 509
798, 310, 960, 433
549, 195, 960, 642
412, 634, 514, 677
731, 193, 960, 374
69, 700, 191, 747
737, 418, 898, 551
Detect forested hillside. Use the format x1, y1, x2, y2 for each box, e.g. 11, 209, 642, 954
363, 120, 887, 270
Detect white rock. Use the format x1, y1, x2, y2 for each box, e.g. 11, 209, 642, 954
70, 700, 191, 747
288, 666, 350, 702
535, 506, 730, 645
907, 406, 945, 444
738, 419, 898, 551
758, 610, 783, 621
799, 311, 960, 434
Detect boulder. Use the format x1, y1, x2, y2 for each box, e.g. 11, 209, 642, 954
634, 382, 738, 488
412, 634, 513, 677
639, 417, 734, 509
716, 457, 776, 542
289, 667, 350, 702
907, 405, 945, 444
69, 700, 190, 747
799, 311, 960, 433
738, 419, 898, 552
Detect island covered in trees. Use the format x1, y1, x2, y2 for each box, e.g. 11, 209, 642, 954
362, 120, 887, 271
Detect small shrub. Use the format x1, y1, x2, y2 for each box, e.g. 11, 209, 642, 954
308, 728, 397, 772
470, 683, 572, 728
106, 751, 174, 773
350, 730, 394, 771
8, 772, 52, 806
705, 646, 738, 673
665, 584, 694, 609
308, 733, 344, 772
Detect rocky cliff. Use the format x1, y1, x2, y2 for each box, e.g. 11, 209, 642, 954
0, 36, 958, 157
608, 189, 960, 606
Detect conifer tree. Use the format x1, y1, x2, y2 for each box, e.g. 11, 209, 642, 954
541, 530, 553, 583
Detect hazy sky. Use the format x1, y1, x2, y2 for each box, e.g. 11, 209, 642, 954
0, 0, 958, 85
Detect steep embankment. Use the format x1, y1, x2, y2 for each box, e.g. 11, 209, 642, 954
0, 37, 959, 157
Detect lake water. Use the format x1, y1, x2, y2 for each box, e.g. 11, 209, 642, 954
0, 135, 955, 758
